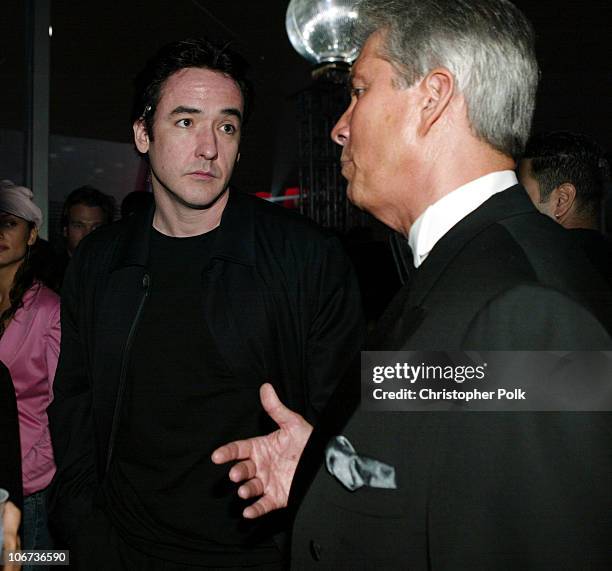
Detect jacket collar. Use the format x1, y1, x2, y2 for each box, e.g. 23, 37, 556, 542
408, 185, 535, 307
21, 281, 42, 310
110, 189, 256, 271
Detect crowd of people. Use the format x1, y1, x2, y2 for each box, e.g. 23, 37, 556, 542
2, 0, 612, 569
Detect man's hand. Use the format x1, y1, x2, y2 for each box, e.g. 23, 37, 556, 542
211, 383, 313, 519
2, 500, 21, 571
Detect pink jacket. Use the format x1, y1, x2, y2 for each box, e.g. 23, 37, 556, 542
0, 283, 60, 496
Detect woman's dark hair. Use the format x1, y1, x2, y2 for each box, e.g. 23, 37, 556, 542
132, 37, 253, 141
0, 223, 47, 337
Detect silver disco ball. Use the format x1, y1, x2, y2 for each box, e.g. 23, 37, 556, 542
286, 0, 360, 65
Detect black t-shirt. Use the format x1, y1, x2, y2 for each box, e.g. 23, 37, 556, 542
104, 228, 281, 566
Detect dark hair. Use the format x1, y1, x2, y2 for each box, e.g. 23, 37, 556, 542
0, 221, 38, 336
132, 37, 252, 141
61, 185, 115, 229
523, 131, 610, 217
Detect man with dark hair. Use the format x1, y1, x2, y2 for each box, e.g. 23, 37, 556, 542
49, 186, 115, 289
213, 1, 612, 568
48, 38, 363, 569
519, 131, 609, 229
61, 185, 115, 256
520, 131, 612, 284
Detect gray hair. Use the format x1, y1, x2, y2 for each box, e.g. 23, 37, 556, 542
354, 0, 539, 158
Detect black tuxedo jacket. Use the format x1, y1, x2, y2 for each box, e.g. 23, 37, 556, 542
291, 187, 612, 570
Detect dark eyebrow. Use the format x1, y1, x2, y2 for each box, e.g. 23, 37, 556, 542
170, 106, 201, 116
222, 108, 243, 123
170, 105, 242, 124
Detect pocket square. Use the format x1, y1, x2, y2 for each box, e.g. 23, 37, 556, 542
325, 435, 397, 491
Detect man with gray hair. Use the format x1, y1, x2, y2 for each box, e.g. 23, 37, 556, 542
213, 0, 612, 567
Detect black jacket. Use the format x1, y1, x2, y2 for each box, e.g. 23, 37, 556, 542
291, 187, 612, 569
0, 362, 21, 510
48, 190, 364, 544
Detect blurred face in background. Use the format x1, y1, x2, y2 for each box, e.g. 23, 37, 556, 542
64, 204, 107, 255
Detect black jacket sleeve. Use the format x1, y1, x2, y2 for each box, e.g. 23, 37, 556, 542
47, 250, 98, 545
304, 235, 365, 421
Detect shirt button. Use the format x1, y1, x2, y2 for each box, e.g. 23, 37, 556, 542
309, 540, 322, 561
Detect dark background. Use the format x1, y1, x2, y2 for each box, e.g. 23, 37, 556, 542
0, 0, 611, 194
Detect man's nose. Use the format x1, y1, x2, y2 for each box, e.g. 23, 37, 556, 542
331, 108, 350, 147
196, 127, 219, 160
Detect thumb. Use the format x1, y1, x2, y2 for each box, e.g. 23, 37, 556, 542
4, 501, 21, 534
260, 383, 301, 429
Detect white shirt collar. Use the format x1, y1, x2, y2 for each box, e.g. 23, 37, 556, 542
408, 170, 518, 268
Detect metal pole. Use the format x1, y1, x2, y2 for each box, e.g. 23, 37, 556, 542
24, 0, 50, 239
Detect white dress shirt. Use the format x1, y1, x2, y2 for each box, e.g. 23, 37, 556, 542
408, 170, 519, 268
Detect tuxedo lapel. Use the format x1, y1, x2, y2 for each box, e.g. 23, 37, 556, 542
370, 282, 426, 349
409, 185, 534, 308
373, 186, 535, 349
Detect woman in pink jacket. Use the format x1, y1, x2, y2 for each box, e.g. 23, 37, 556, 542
0, 181, 60, 562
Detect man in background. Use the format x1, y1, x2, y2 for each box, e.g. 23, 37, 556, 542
47, 186, 115, 288
520, 130, 612, 283
61, 185, 115, 256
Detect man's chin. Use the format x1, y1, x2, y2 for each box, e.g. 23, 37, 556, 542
346, 184, 361, 209
162, 185, 229, 211
347, 187, 378, 219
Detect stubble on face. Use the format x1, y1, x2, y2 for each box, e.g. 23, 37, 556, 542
133, 67, 243, 232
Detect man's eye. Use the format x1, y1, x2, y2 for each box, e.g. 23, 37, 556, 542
176, 118, 193, 128
350, 87, 366, 99
0, 221, 15, 229
220, 123, 237, 135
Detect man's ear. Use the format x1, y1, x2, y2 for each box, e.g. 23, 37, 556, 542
418, 67, 455, 136
133, 119, 150, 154
553, 182, 576, 219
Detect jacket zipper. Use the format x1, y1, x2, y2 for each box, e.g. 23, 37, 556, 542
104, 272, 151, 475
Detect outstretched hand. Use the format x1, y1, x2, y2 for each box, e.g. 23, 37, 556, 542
211, 383, 313, 518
